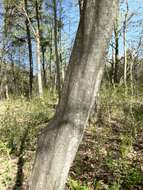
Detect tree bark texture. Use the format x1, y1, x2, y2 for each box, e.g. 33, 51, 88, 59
24, 0, 33, 97
35, 0, 43, 97
36, 32, 43, 97
114, 12, 119, 83
42, 47, 47, 88
123, 0, 128, 89
29, 0, 119, 190
53, 0, 61, 100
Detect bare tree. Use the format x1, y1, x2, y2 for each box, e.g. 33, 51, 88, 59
123, 0, 128, 90
35, 0, 43, 97
24, 0, 33, 97
20, 0, 43, 97
29, 0, 119, 190
113, 7, 119, 83
53, 0, 61, 100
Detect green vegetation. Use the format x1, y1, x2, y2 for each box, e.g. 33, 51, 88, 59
69, 86, 143, 190
0, 92, 56, 189
0, 93, 56, 152
68, 179, 89, 190
0, 86, 143, 189
0, 141, 14, 189
0, 0, 143, 189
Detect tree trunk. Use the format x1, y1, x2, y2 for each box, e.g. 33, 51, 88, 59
53, 0, 61, 100
42, 46, 47, 88
130, 55, 133, 95
5, 83, 9, 99
36, 32, 43, 97
114, 11, 119, 83
24, 0, 33, 98
29, 1, 118, 189
123, 25, 127, 88
111, 42, 115, 84
10, 54, 17, 94
123, 0, 128, 91
35, 0, 43, 97
49, 27, 53, 91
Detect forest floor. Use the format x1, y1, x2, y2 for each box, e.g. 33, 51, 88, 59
0, 87, 143, 190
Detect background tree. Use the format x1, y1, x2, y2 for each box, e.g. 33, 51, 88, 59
24, 0, 33, 97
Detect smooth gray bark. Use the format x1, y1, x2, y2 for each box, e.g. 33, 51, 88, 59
29, 0, 119, 190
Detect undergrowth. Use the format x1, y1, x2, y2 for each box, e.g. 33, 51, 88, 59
0, 91, 56, 189
69, 85, 143, 190
0, 86, 143, 189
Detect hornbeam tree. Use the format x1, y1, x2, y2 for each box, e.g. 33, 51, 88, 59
29, 0, 119, 190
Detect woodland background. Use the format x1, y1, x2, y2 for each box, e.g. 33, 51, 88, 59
0, 0, 143, 189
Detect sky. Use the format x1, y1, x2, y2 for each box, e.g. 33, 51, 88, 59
120, 0, 143, 55
61, 0, 79, 53
0, 0, 142, 68
0, 0, 142, 50
62, 0, 143, 57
